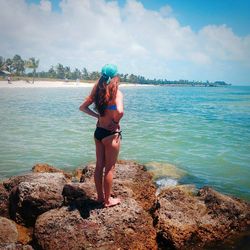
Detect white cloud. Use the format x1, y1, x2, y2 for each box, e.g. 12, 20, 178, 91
198, 25, 249, 61
0, 0, 249, 83
160, 5, 172, 17
40, 0, 52, 12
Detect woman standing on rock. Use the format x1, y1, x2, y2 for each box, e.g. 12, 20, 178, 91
79, 64, 124, 207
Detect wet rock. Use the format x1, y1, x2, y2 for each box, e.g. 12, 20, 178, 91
0, 183, 9, 218
35, 199, 157, 250
9, 173, 67, 226
32, 163, 72, 181
154, 186, 250, 249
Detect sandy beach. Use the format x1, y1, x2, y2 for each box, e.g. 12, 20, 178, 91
0, 80, 143, 88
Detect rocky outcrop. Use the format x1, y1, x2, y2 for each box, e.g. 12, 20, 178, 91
32, 163, 72, 181
15, 223, 33, 245
34, 199, 157, 250
0, 216, 18, 244
8, 173, 67, 226
0, 183, 9, 218
153, 186, 250, 249
0, 216, 33, 249
34, 160, 158, 249
76, 160, 156, 211
0, 160, 249, 250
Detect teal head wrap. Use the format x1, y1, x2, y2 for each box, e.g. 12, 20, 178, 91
101, 64, 118, 84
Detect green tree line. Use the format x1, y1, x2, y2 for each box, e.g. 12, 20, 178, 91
0, 55, 228, 86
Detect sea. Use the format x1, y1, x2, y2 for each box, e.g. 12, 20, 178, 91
0, 85, 250, 201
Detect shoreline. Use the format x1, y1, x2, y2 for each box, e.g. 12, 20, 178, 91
0, 80, 151, 88
0, 80, 233, 88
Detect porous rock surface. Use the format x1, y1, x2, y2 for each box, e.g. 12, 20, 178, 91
35, 198, 157, 250
153, 186, 250, 249
74, 160, 156, 211
0, 183, 9, 218
32, 163, 72, 180
0, 216, 33, 249
0, 216, 18, 244
7, 172, 67, 226
0, 160, 249, 250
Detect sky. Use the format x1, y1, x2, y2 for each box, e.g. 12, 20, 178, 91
1, 0, 250, 85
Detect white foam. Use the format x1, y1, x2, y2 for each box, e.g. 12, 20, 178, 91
155, 177, 178, 187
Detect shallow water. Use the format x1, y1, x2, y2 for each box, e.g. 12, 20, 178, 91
0, 85, 249, 201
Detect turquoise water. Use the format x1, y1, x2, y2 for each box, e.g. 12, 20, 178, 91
0, 85, 250, 201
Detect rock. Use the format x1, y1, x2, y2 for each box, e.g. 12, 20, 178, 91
0, 216, 33, 249
2, 160, 249, 249
3, 174, 35, 192
78, 160, 156, 211
0, 183, 9, 218
115, 161, 156, 211
88, 198, 157, 249
62, 183, 87, 202
72, 165, 94, 182
0, 217, 18, 244
153, 186, 250, 249
0, 243, 34, 250
72, 168, 84, 181
32, 163, 72, 181
9, 173, 67, 226
198, 186, 250, 231
15, 223, 33, 245
35, 199, 157, 250
77, 164, 95, 182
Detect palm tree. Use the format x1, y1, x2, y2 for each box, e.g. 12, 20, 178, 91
12, 54, 25, 76
25, 57, 39, 83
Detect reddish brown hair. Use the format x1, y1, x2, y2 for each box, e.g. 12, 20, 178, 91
91, 75, 119, 116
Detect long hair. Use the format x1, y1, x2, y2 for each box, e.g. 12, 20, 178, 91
92, 75, 119, 116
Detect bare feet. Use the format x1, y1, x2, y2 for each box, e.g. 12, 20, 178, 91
104, 197, 121, 208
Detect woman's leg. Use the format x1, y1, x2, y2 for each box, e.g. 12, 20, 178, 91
94, 138, 105, 202
102, 134, 121, 207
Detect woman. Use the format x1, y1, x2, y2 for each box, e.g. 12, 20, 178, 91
79, 64, 124, 208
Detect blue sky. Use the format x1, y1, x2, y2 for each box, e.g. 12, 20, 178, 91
27, 0, 250, 36
1, 0, 250, 84
144, 0, 250, 36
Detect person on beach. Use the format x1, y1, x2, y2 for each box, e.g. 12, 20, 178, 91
79, 64, 124, 207
7, 75, 11, 84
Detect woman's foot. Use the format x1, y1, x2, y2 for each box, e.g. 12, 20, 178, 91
104, 197, 121, 208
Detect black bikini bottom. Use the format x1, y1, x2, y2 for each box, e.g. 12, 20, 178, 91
94, 127, 122, 141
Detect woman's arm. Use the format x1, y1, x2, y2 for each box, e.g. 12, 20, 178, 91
79, 96, 99, 119
114, 90, 124, 123
79, 85, 99, 119
107, 90, 124, 131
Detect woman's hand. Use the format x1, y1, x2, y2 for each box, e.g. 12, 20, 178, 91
107, 120, 120, 132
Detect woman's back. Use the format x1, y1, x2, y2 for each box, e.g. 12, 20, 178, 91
98, 90, 123, 130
